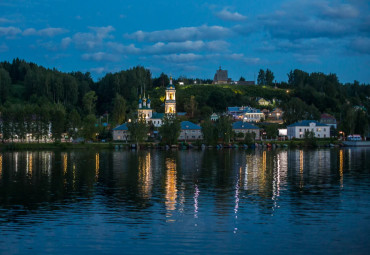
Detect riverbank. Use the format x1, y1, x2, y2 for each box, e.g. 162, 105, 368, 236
0, 139, 341, 151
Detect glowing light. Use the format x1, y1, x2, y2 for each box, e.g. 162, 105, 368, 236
339, 150, 344, 188
95, 153, 100, 181
300, 150, 304, 188
194, 184, 199, 219
63, 153, 68, 175
165, 158, 177, 219
138, 153, 152, 199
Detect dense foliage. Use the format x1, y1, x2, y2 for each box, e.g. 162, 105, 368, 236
0, 59, 369, 141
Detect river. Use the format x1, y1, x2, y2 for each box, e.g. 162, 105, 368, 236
0, 148, 369, 254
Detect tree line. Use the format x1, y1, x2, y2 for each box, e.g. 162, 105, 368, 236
0, 58, 369, 141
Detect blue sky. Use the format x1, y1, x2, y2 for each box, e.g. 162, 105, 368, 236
0, 0, 369, 83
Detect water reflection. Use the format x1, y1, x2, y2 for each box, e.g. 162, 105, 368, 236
165, 157, 177, 219
0, 148, 369, 254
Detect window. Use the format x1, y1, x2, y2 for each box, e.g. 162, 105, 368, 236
299, 128, 302, 132
324, 128, 326, 131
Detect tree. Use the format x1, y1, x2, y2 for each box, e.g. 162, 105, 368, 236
265, 69, 274, 86
83, 91, 97, 115
159, 114, 181, 145
82, 114, 98, 141
244, 132, 256, 145
185, 95, 198, 118
216, 115, 233, 143
257, 69, 266, 85
0, 68, 11, 104
239, 76, 246, 81
67, 109, 81, 139
50, 104, 66, 142
127, 117, 149, 147
112, 93, 127, 125
201, 118, 217, 145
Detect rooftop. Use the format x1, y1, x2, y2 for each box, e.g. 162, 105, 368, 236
181, 121, 201, 130
113, 123, 128, 131
232, 121, 260, 130
288, 120, 328, 127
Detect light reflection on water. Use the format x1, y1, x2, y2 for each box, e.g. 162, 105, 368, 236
0, 148, 369, 255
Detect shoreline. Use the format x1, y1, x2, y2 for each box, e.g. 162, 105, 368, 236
0, 140, 341, 151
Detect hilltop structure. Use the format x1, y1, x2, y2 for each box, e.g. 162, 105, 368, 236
213, 66, 230, 84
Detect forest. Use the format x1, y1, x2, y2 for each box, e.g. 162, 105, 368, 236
0, 58, 369, 141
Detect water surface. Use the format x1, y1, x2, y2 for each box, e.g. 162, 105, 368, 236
0, 148, 369, 254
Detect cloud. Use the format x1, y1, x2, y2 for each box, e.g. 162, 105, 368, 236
89, 67, 106, 74
154, 53, 203, 63
61, 37, 72, 49
82, 52, 120, 62
145, 40, 229, 54
215, 8, 247, 21
0, 43, 8, 52
72, 26, 115, 51
125, 25, 233, 42
0, 18, 14, 24
259, 0, 366, 40
106, 42, 140, 54
23, 27, 68, 37
0, 26, 21, 37
350, 37, 370, 54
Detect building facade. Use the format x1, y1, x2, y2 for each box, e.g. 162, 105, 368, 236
287, 120, 330, 139
112, 123, 130, 141
232, 121, 260, 140
165, 77, 176, 114
178, 121, 203, 140
213, 66, 229, 84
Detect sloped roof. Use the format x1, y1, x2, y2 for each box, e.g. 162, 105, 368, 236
288, 120, 328, 127
181, 121, 201, 130
113, 123, 128, 131
232, 121, 260, 130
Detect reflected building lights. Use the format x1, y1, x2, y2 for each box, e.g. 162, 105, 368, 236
62, 153, 68, 175
27, 152, 33, 177
194, 184, 199, 219
138, 153, 152, 199
95, 153, 100, 181
300, 150, 304, 188
339, 150, 344, 188
165, 158, 177, 219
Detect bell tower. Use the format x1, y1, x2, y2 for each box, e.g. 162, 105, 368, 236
165, 77, 176, 114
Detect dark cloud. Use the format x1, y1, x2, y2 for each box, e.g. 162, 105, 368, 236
350, 37, 370, 54
259, 0, 367, 40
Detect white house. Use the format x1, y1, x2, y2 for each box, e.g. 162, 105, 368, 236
287, 120, 330, 139
112, 123, 130, 142
178, 121, 203, 141
232, 121, 260, 140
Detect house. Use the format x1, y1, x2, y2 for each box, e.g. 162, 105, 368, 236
256, 98, 271, 106
213, 66, 229, 84
179, 121, 203, 141
320, 113, 337, 129
151, 113, 164, 127
268, 108, 284, 121
287, 120, 330, 139
112, 123, 130, 142
227, 106, 264, 122
210, 113, 219, 121
232, 121, 260, 140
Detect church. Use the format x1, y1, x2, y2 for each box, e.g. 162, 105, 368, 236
112, 77, 180, 141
